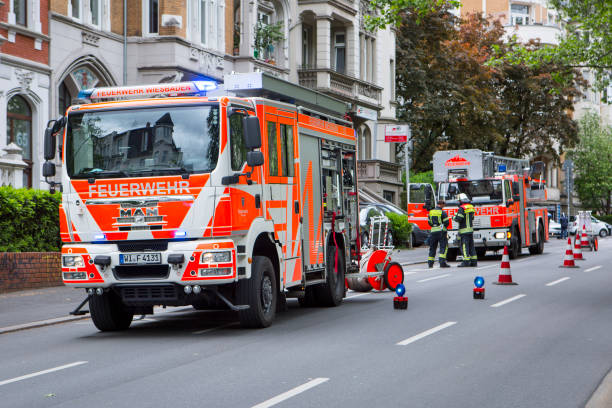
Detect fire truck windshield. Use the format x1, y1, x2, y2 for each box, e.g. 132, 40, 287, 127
66, 104, 220, 179
439, 180, 504, 204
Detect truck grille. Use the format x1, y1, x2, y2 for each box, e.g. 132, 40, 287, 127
114, 265, 169, 280
119, 285, 178, 302
117, 241, 168, 252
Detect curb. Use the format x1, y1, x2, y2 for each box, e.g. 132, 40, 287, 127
0, 315, 89, 335
586, 367, 612, 408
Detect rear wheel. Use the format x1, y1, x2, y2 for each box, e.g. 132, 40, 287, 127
313, 246, 345, 307
89, 291, 133, 332
529, 224, 545, 255
236, 256, 277, 328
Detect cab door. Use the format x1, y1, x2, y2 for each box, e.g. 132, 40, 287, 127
407, 183, 436, 231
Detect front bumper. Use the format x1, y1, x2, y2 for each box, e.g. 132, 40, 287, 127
61, 239, 239, 289
446, 229, 510, 248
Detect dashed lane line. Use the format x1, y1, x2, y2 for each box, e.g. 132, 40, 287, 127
416, 274, 451, 283
251, 378, 329, 408
397, 321, 457, 346
585, 265, 602, 273
0, 361, 88, 387
491, 294, 526, 308
546, 277, 571, 286
476, 264, 497, 270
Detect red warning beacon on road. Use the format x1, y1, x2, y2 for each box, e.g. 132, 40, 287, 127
473, 276, 485, 299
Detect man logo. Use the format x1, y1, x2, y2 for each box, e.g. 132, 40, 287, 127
117, 206, 160, 224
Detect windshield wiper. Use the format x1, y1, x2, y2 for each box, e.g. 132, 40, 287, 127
74, 169, 129, 179
130, 167, 191, 176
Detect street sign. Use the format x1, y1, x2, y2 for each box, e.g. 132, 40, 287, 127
384, 125, 409, 142
355, 106, 378, 121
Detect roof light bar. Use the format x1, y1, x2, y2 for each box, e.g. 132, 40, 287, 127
77, 81, 218, 100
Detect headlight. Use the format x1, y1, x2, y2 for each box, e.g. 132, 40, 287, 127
199, 268, 232, 277
62, 255, 85, 268
201, 251, 232, 264
63, 272, 86, 280
494, 232, 506, 239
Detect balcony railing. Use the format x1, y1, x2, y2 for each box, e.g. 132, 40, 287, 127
298, 68, 382, 105
357, 160, 402, 185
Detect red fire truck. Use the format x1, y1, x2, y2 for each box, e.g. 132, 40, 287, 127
42, 74, 361, 331
407, 149, 548, 261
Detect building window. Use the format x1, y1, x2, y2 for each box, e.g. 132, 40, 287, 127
70, 0, 81, 20
148, 0, 159, 34
258, 11, 270, 26
200, 0, 207, 44
383, 190, 395, 203
334, 32, 346, 74
91, 0, 100, 26
390, 59, 395, 100
511, 4, 530, 25
7, 95, 33, 187
14, 0, 27, 26
302, 27, 311, 68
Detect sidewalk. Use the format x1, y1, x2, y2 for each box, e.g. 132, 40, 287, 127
0, 286, 87, 333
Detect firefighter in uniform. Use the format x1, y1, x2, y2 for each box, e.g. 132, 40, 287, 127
427, 200, 450, 268
454, 193, 477, 267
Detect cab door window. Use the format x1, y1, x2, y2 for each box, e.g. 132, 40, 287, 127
267, 120, 279, 176
229, 113, 247, 171
280, 123, 294, 177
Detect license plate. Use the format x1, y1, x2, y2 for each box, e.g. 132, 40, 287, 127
120, 253, 161, 265
474, 233, 481, 239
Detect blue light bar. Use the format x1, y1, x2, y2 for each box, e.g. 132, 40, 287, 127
193, 80, 217, 92
174, 230, 187, 238
77, 88, 94, 99
498, 164, 507, 173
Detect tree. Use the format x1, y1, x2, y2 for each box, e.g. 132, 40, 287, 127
570, 112, 612, 215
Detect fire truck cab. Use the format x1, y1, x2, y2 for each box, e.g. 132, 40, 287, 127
42, 74, 360, 331
408, 149, 548, 260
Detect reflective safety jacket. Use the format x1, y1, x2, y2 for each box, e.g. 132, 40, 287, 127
454, 203, 475, 234
428, 206, 449, 233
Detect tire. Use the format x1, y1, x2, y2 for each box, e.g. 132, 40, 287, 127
600, 229, 608, 238
383, 262, 404, 291
529, 224, 545, 255
89, 291, 133, 332
446, 248, 458, 262
476, 248, 487, 259
236, 256, 277, 328
346, 277, 373, 292
509, 227, 520, 259
313, 246, 345, 307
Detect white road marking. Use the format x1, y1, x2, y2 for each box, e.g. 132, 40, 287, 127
546, 277, 571, 286
476, 264, 497, 270
491, 294, 526, 308
585, 265, 602, 273
417, 274, 451, 283
192, 322, 236, 335
404, 271, 418, 276
0, 315, 89, 334
397, 321, 457, 346
251, 377, 329, 408
345, 293, 371, 299
0, 361, 87, 387
514, 258, 530, 263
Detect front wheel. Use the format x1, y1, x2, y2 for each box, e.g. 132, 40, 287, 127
236, 256, 277, 328
528, 224, 545, 255
509, 228, 520, 259
89, 291, 133, 332
600, 229, 608, 238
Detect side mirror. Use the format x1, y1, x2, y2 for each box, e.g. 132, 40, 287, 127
44, 127, 56, 160
42, 161, 56, 177
513, 194, 520, 202
246, 151, 264, 167
506, 199, 514, 207
243, 116, 262, 149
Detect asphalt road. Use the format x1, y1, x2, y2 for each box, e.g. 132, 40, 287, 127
1, 238, 611, 408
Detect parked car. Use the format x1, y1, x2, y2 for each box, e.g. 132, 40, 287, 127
549, 220, 562, 238
359, 202, 428, 247
570, 216, 609, 237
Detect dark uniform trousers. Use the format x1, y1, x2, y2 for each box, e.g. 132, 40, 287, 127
428, 231, 448, 263
460, 232, 476, 264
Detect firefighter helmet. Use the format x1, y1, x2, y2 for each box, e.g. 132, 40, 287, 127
458, 193, 470, 203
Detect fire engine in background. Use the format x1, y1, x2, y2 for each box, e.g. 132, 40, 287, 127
408, 149, 548, 261
42, 74, 361, 331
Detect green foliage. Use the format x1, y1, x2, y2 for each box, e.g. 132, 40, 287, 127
385, 211, 413, 245
393, 6, 582, 171
569, 112, 612, 215
254, 21, 284, 60
0, 186, 61, 252
401, 170, 434, 210
365, 0, 460, 30
596, 215, 612, 225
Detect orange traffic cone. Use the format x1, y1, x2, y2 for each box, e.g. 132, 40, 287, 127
493, 245, 518, 285
573, 233, 584, 260
560, 237, 579, 268
581, 225, 589, 249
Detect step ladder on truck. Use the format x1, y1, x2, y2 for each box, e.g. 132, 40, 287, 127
41, 72, 382, 331
407, 149, 549, 261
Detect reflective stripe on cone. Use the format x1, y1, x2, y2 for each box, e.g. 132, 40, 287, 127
493, 245, 518, 285
560, 237, 579, 268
